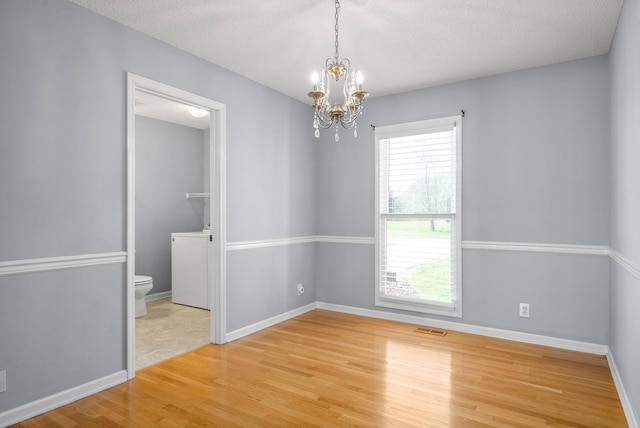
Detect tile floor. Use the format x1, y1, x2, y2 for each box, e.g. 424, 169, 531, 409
135, 298, 210, 370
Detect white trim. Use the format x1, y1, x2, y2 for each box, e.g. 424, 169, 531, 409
126, 73, 228, 379
607, 350, 639, 428
373, 297, 461, 318
315, 235, 375, 245
146, 290, 171, 302
374, 116, 463, 318
0, 371, 127, 427
225, 236, 374, 251
223, 237, 615, 259
317, 302, 609, 355
609, 248, 640, 280
462, 240, 609, 256
126, 73, 136, 378
226, 236, 316, 251
209, 92, 227, 346
226, 303, 318, 342
0, 252, 127, 277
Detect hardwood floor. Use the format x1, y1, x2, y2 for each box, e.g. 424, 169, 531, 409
14, 310, 626, 427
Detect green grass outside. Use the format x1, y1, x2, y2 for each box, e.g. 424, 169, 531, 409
385, 219, 452, 302
406, 258, 451, 302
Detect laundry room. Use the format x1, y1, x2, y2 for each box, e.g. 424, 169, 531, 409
133, 91, 212, 370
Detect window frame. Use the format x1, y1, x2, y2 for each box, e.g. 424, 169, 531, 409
374, 116, 462, 317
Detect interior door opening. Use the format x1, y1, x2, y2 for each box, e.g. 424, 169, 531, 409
126, 73, 227, 378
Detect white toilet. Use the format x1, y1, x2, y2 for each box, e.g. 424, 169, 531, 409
134, 275, 154, 318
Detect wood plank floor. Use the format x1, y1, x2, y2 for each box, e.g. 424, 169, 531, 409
14, 310, 627, 427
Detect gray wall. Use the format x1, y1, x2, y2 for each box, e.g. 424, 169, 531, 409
224, 94, 318, 330
0, 265, 125, 411
227, 244, 317, 332
135, 116, 205, 295
609, 0, 640, 421
0, 0, 315, 413
316, 55, 611, 344
1, 0, 637, 421
0, 3, 125, 260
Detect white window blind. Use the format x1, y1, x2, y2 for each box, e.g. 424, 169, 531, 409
375, 116, 462, 317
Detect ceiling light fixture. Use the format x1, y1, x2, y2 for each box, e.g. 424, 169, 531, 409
187, 106, 209, 118
308, 0, 368, 142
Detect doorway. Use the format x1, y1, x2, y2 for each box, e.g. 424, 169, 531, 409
125, 73, 227, 379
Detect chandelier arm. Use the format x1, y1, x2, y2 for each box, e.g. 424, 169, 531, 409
339, 109, 361, 129
315, 110, 335, 129
317, 120, 335, 130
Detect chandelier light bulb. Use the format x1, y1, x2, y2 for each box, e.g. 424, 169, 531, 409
356, 71, 363, 90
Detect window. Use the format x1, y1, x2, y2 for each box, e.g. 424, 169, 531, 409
375, 116, 462, 317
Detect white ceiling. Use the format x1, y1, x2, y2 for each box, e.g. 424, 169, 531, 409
69, 0, 623, 105
135, 90, 210, 130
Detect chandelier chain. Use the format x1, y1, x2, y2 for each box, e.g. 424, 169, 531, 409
334, 0, 340, 62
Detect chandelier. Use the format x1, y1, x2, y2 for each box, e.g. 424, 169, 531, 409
307, 0, 369, 141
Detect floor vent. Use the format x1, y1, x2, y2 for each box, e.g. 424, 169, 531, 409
415, 327, 448, 337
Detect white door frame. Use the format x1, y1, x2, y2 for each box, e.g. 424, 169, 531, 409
125, 73, 227, 379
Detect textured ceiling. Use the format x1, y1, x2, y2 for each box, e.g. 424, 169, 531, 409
68, 0, 623, 104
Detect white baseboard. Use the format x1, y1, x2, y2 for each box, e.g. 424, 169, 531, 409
316, 302, 609, 355
0, 370, 127, 427
606, 350, 639, 428
146, 290, 171, 302
226, 303, 318, 342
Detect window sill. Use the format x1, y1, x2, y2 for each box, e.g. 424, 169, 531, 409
375, 297, 462, 318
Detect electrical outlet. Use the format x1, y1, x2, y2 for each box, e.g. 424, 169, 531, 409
519, 303, 530, 318
0, 370, 6, 393
296, 284, 305, 296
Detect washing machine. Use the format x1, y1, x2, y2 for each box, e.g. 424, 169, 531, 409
171, 231, 210, 310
